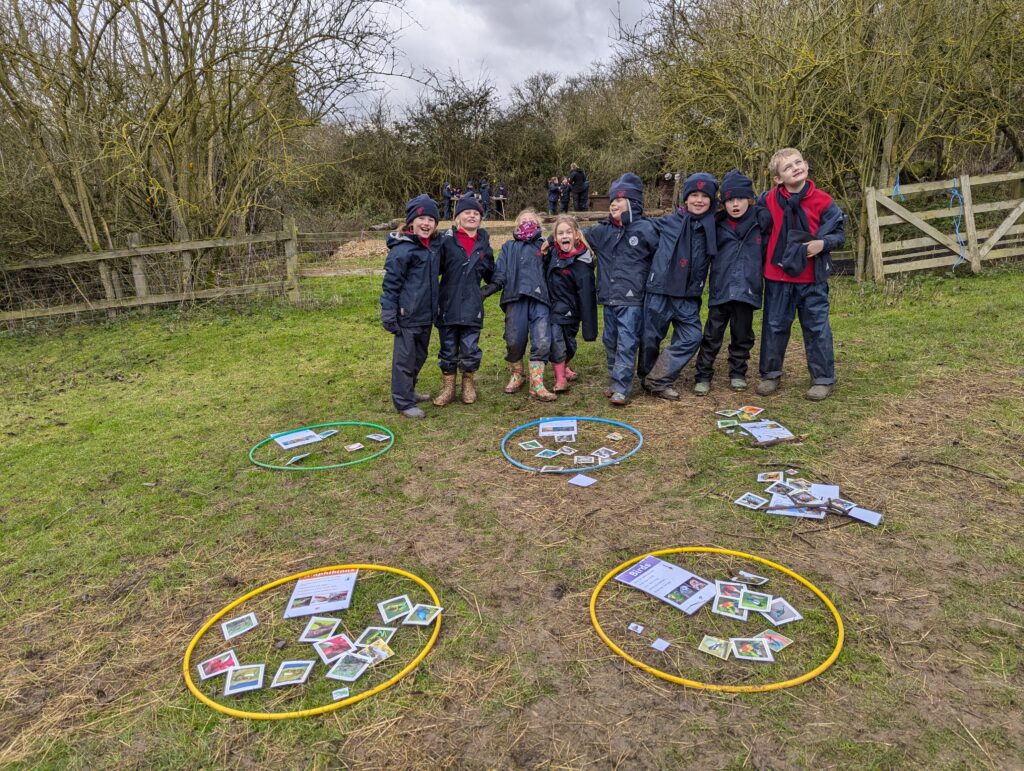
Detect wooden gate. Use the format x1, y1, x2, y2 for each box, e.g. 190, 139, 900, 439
865, 171, 1024, 282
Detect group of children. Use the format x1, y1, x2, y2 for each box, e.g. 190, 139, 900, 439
381, 148, 844, 418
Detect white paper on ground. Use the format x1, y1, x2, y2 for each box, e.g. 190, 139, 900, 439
848, 507, 883, 526
568, 474, 597, 487
651, 638, 670, 652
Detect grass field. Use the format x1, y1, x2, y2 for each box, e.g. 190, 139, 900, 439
1, 261, 1022, 768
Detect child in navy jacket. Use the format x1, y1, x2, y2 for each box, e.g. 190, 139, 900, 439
693, 169, 771, 394
483, 209, 558, 401
545, 215, 597, 391
756, 148, 845, 401
433, 196, 494, 406
380, 194, 441, 418
584, 173, 659, 405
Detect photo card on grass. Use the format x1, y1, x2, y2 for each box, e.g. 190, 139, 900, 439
765, 481, 797, 496
753, 629, 794, 653
298, 616, 341, 643
715, 580, 745, 599
535, 449, 561, 459
403, 604, 443, 626
732, 570, 769, 586
362, 639, 395, 665
606, 432, 625, 441
326, 651, 373, 683
757, 471, 785, 483
354, 626, 397, 648
591, 447, 618, 459
313, 633, 355, 664
224, 664, 265, 696
730, 638, 774, 663
698, 635, 730, 660
377, 595, 413, 623
518, 439, 543, 451
197, 649, 239, 680
270, 660, 315, 688
366, 433, 390, 442
734, 493, 769, 510
712, 595, 748, 621
574, 455, 597, 466
738, 589, 773, 612
760, 598, 803, 626
221, 612, 259, 641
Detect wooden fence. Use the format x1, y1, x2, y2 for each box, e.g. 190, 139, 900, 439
865, 171, 1024, 282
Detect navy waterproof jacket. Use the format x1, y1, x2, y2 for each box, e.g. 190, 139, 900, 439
381, 231, 440, 328
480, 183, 491, 204
647, 210, 714, 299
492, 233, 550, 306
559, 183, 570, 206
709, 207, 771, 308
436, 227, 494, 328
548, 182, 561, 204
545, 242, 598, 340
569, 168, 587, 193
585, 201, 658, 306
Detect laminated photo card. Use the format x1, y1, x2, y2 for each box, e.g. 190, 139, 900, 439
538, 419, 578, 437
535, 449, 561, 459
753, 629, 794, 653
366, 433, 390, 442
224, 664, 265, 696
272, 429, 322, 450
739, 420, 795, 443
757, 471, 785, 483
730, 638, 774, 663
765, 481, 797, 496
404, 604, 443, 626
298, 616, 341, 643
558, 446, 577, 455
518, 439, 543, 451
553, 433, 577, 443
574, 455, 597, 466
698, 635, 730, 660
715, 580, 745, 599
738, 589, 773, 612
651, 638, 671, 652
627, 622, 645, 634
717, 419, 739, 429
539, 465, 564, 473
313, 633, 355, 664
344, 442, 365, 452
326, 651, 373, 683
613, 555, 716, 615
283, 569, 357, 619
331, 687, 351, 700
354, 626, 397, 648
712, 595, 748, 621
715, 409, 739, 418
760, 598, 803, 626
317, 429, 339, 440
362, 639, 395, 665
768, 493, 825, 520
378, 595, 413, 623
732, 570, 769, 586
197, 649, 240, 680
271, 660, 315, 688
735, 493, 769, 510
221, 612, 259, 641
591, 447, 618, 459
606, 432, 625, 441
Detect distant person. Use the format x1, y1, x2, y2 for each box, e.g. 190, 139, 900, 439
559, 176, 571, 213
569, 163, 588, 211
545, 215, 597, 392
693, 169, 770, 395
434, 196, 495, 406
464, 182, 476, 199
481, 209, 558, 401
441, 182, 453, 220
547, 176, 561, 215
380, 194, 441, 418
479, 179, 491, 219
494, 181, 509, 219
756, 147, 845, 401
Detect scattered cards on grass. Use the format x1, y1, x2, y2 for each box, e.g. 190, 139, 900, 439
606, 432, 625, 441
765, 481, 796, 495
285, 453, 312, 466
738, 589, 773, 612
739, 420, 795, 443
221, 612, 258, 641
712, 596, 748, 621
627, 622, 645, 635
344, 442, 364, 452
574, 455, 597, 465
591, 447, 618, 458
313, 633, 355, 664
717, 419, 739, 429
366, 433, 390, 442
757, 471, 785, 483
651, 638, 671, 652
224, 664, 265, 695
197, 649, 239, 680
535, 449, 561, 459
788, 489, 823, 506
715, 580, 745, 599
539, 465, 563, 473
331, 687, 351, 700
326, 651, 372, 682
558, 446, 577, 455
830, 497, 857, 513
298, 616, 341, 643
760, 598, 803, 626
768, 492, 826, 519
271, 660, 314, 687
377, 595, 413, 623
733, 570, 769, 586
753, 629, 794, 652
403, 604, 443, 626
553, 433, 577, 443
787, 478, 812, 490
738, 406, 765, 417
730, 638, 774, 662
518, 440, 543, 451
810, 483, 840, 500
715, 409, 739, 417
272, 429, 322, 450
354, 626, 397, 648
568, 474, 597, 487
735, 492, 768, 510
698, 635, 730, 660
538, 419, 578, 437
362, 639, 395, 665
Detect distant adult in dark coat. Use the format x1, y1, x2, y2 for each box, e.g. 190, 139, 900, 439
569, 163, 589, 211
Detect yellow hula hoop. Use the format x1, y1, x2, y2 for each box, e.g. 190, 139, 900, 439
183, 564, 442, 720
589, 547, 844, 693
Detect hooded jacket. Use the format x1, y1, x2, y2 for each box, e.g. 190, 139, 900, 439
709, 206, 771, 307
647, 207, 717, 299
759, 181, 845, 284
545, 240, 598, 340
492, 231, 550, 306
381, 231, 440, 328
436, 226, 494, 327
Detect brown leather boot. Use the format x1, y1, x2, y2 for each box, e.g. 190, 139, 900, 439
461, 372, 477, 404
432, 373, 457, 406
504, 362, 525, 393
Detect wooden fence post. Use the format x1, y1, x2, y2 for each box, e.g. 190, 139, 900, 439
864, 187, 885, 283
128, 232, 150, 313
96, 259, 118, 318
284, 216, 301, 303
960, 175, 981, 273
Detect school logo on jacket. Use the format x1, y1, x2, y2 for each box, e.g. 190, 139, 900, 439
628, 236, 639, 246
679, 258, 689, 268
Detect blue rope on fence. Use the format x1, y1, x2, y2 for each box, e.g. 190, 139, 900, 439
891, 171, 906, 202
948, 177, 967, 271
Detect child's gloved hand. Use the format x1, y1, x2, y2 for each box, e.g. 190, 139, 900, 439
380, 308, 400, 334
480, 283, 500, 300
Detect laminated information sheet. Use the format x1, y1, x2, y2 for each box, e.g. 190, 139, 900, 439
614, 555, 716, 615
283, 569, 358, 618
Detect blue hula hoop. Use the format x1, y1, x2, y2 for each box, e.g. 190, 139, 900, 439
500, 416, 644, 474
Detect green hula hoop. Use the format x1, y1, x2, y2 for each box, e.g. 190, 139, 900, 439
249, 421, 394, 471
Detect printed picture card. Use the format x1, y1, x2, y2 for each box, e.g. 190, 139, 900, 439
732, 570, 769, 586
738, 589, 773, 612
734, 493, 769, 510
518, 440, 543, 451
354, 626, 397, 648
313, 633, 355, 664
753, 629, 794, 653
539, 465, 564, 473
272, 429, 322, 450
606, 432, 625, 441
757, 471, 785, 483
362, 639, 395, 665
221, 612, 258, 641
377, 595, 413, 623
224, 664, 265, 696
760, 598, 803, 626
730, 638, 774, 663
343, 442, 364, 452
651, 638, 671, 652
197, 649, 239, 680
535, 449, 561, 459
568, 474, 597, 488
331, 687, 351, 700
270, 660, 315, 688
574, 455, 597, 465
712, 595, 749, 621
366, 433, 390, 442
715, 580, 745, 599
326, 651, 372, 683
298, 616, 341, 643
403, 604, 443, 626
698, 635, 730, 660
591, 447, 618, 458
627, 622, 645, 634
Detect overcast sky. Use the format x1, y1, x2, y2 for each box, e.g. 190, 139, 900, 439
375, 0, 650, 108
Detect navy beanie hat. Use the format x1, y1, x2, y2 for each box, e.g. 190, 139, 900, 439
608, 172, 645, 206
405, 194, 440, 224
720, 169, 755, 202
681, 172, 718, 203
455, 196, 483, 216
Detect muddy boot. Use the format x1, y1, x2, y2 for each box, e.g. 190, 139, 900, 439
504, 362, 525, 394
552, 362, 570, 393
756, 378, 780, 396
432, 373, 457, 406
805, 384, 834, 401
529, 361, 557, 401
461, 372, 477, 404
564, 363, 579, 381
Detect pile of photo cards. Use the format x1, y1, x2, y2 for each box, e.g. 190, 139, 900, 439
517, 418, 627, 476
698, 570, 802, 663
274, 426, 390, 466
195, 570, 443, 699
734, 470, 883, 526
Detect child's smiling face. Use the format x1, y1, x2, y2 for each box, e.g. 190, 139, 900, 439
609, 198, 629, 221
774, 152, 808, 190
458, 209, 481, 233
685, 192, 712, 216
724, 197, 750, 218
555, 222, 576, 250
410, 215, 436, 239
